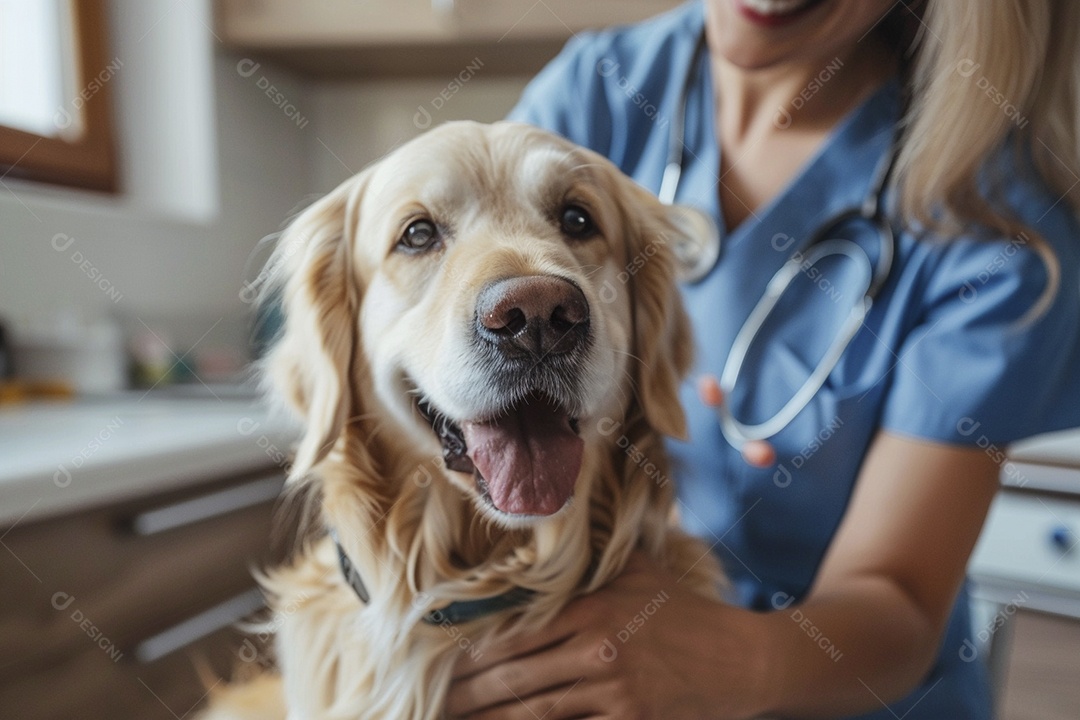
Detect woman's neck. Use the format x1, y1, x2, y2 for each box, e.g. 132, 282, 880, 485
709, 35, 897, 146
702, 25, 898, 231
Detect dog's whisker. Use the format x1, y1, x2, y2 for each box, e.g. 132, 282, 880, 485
564, 161, 605, 176
579, 264, 606, 279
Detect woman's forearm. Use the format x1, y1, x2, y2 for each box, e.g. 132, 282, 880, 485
746, 575, 942, 718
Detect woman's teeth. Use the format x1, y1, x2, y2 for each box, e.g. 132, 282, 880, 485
740, 0, 814, 15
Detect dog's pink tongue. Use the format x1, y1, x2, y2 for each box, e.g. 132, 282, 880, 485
462, 398, 583, 516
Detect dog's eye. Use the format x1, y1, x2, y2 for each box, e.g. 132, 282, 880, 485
560, 205, 598, 239
398, 219, 440, 252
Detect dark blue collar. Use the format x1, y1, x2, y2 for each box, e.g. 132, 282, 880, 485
332, 534, 534, 625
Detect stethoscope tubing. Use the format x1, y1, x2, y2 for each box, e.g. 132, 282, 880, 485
717, 239, 875, 443
659, 25, 900, 449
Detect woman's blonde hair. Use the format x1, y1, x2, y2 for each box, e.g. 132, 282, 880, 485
894, 0, 1080, 313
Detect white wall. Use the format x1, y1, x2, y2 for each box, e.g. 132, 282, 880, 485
307, 76, 529, 193
0, 0, 533, 364
0, 0, 310, 357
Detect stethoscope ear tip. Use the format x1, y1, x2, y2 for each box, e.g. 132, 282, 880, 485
697, 374, 724, 407
740, 440, 776, 468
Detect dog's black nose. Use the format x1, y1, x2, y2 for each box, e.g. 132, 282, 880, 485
476, 276, 589, 358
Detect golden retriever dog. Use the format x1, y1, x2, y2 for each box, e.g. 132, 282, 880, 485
202, 121, 724, 720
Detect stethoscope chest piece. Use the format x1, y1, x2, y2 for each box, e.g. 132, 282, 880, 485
667, 206, 722, 283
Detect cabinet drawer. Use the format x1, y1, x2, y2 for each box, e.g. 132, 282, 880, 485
969, 491, 1080, 595
0, 470, 283, 678
0, 621, 265, 720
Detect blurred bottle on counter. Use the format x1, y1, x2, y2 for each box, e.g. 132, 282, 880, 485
129, 326, 176, 388
10, 311, 127, 395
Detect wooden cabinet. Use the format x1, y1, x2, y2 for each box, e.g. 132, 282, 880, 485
0, 469, 284, 719
968, 445, 1080, 720
219, 0, 449, 46
219, 0, 683, 44
971, 492, 1080, 596
450, 0, 684, 42
999, 610, 1080, 720
215, 0, 684, 76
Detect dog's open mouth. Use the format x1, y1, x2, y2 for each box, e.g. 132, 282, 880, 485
416, 393, 583, 517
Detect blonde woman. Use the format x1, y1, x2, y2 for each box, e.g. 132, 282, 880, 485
448, 1, 1080, 718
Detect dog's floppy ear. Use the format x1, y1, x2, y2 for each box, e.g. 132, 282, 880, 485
263, 171, 370, 479
621, 192, 705, 441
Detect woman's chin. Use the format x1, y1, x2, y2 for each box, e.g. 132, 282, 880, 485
708, 7, 826, 69
707, 0, 881, 71
710, 41, 802, 71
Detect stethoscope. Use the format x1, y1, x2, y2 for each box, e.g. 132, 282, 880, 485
661, 28, 898, 460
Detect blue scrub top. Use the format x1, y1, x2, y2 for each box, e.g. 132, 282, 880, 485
508, 3, 1080, 719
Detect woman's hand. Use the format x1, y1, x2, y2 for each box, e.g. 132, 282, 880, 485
446, 552, 770, 720
448, 377, 1003, 719
697, 375, 775, 468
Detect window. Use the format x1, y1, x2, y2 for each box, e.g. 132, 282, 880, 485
0, 0, 117, 192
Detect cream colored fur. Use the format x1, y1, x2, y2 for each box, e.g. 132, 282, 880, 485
200, 122, 724, 719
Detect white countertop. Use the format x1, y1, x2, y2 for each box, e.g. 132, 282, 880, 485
0, 393, 299, 527
1, 392, 1075, 528
1009, 427, 1080, 468
1005, 428, 1080, 495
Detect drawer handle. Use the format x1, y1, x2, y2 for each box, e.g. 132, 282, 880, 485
127, 474, 284, 535
133, 587, 265, 663
1050, 525, 1076, 553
